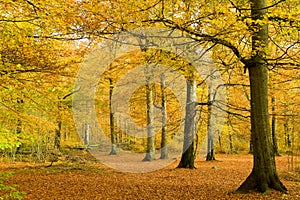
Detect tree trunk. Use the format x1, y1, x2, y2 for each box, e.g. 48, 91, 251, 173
229, 134, 233, 154
177, 79, 197, 169
160, 73, 168, 159
109, 78, 117, 155
54, 121, 62, 149
284, 121, 291, 147
84, 123, 90, 145
217, 130, 222, 149
249, 136, 253, 154
15, 98, 24, 153
206, 85, 215, 161
143, 73, 155, 161
237, 0, 287, 193
271, 97, 280, 156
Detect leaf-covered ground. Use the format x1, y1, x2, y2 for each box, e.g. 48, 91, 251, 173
1, 154, 299, 200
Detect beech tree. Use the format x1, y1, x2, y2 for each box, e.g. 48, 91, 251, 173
206, 84, 215, 161
108, 78, 117, 155
177, 78, 197, 169
142, 79, 156, 161
236, 0, 287, 193
159, 73, 168, 159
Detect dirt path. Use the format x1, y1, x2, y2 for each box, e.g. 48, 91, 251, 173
1, 154, 299, 199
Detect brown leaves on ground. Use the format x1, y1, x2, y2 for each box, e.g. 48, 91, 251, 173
0, 154, 300, 200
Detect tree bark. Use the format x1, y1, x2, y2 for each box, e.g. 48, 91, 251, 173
160, 73, 168, 159
271, 97, 280, 156
84, 123, 90, 146
249, 136, 253, 154
109, 78, 117, 155
206, 85, 215, 161
54, 121, 62, 149
177, 78, 197, 169
143, 70, 155, 161
237, 0, 287, 193
15, 98, 24, 153
229, 134, 234, 153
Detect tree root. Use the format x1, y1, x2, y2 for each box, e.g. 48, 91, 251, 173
236, 170, 288, 194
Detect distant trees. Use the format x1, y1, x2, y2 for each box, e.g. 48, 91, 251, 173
0, 0, 83, 158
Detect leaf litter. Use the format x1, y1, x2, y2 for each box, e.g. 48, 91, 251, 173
0, 154, 299, 200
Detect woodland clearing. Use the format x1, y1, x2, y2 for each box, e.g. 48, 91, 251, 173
0, 154, 299, 200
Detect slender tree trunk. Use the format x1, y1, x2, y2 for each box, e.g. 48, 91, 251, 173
284, 121, 291, 147
54, 121, 62, 149
15, 98, 24, 153
177, 78, 197, 169
143, 71, 155, 161
229, 134, 233, 153
271, 97, 280, 156
237, 0, 287, 193
218, 130, 222, 150
206, 85, 215, 161
160, 73, 168, 159
109, 78, 117, 155
84, 123, 90, 146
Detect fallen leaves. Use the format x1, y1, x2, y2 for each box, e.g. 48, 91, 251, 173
0, 154, 299, 200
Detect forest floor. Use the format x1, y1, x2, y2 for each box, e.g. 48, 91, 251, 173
0, 152, 300, 200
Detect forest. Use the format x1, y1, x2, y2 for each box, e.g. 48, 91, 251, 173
0, 0, 300, 199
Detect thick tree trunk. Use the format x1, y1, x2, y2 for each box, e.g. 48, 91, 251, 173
143, 78, 155, 161
237, 63, 287, 193
160, 73, 168, 159
237, 0, 287, 193
109, 78, 117, 155
271, 97, 280, 156
177, 79, 197, 169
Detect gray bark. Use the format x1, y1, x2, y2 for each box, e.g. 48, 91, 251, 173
143, 67, 155, 161
84, 123, 90, 146
206, 85, 215, 161
160, 73, 168, 159
109, 78, 117, 155
177, 78, 197, 169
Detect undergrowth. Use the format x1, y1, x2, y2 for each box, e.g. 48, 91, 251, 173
0, 172, 26, 200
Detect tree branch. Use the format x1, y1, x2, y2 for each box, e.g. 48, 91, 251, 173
158, 19, 249, 67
